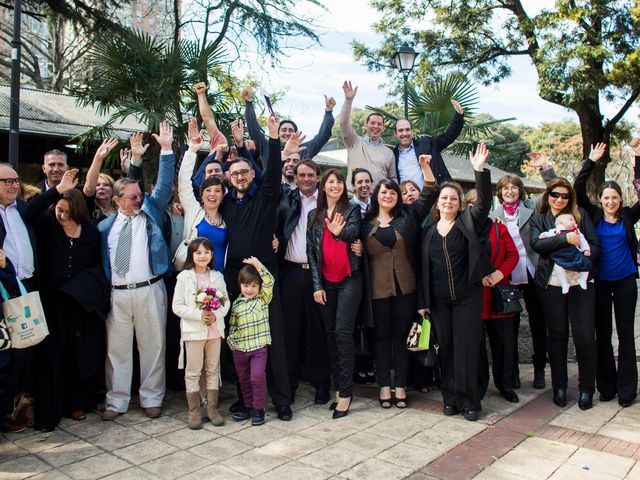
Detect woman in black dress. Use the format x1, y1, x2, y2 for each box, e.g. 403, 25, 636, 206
25, 169, 109, 430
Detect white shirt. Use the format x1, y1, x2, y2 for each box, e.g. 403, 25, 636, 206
285, 189, 318, 264
108, 211, 153, 286
398, 143, 424, 187
503, 210, 535, 285
352, 197, 370, 217
0, 201, 35, 280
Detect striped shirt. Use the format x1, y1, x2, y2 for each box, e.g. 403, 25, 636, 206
227, 267, 274, 352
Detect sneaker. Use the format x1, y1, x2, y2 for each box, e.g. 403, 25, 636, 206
232, 408, 251, 422
101, 409, 121, 421
251, 408, 265, 426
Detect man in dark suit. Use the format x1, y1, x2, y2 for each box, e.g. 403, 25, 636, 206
0, 163, 37, 432
392, 99, 464, 186
37, 150, 68, 192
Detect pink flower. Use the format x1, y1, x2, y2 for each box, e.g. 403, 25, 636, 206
211, 297, 221, 310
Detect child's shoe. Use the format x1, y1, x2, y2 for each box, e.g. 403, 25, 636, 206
186, 391, 203, 430
232, 408, 251, 422
251, 408, 265, 426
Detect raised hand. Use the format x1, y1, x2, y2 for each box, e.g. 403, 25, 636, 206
57, 168, 79, 193
267, 114, 280, 140
152, 121, 173, 151
419, 154, 435, 183
129, 132, 149, 160
451, 99, 464, 115
527, 152, 550, 170
241, 86, 253, 102
188, 133, 203, 153
242, 256, 264, 270
342, 81, 358, 100
630, 138, 640, 156
194, 82, 206, 96
120, 148, 131, 173
469, 143, 489, 172
282, 131, 307, 158
324, 94, 337, 111
588, 142, 607, 162
187, 117, 199, 141
325, 212, 346, 236
94, 137, 119, 162
231, 119, 244, 146
215, 144, 229, 161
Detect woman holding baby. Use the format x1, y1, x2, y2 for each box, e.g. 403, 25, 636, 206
529, 175, 600, 411
574, 141, 640, 409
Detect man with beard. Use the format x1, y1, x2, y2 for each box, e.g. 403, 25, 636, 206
281, 153, 300, 188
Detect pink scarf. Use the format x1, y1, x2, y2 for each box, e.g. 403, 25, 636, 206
503, 200, 521, 216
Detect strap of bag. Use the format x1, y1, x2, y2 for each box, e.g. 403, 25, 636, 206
0, 277, 28, 302
492, 222, 500, 264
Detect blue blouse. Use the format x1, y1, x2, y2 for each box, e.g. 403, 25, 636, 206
595, 219, 637, 281
196, 218, 228, 273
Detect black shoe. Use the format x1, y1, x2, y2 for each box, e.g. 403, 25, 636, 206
599, 392, 616, 402
329, 401, 337, 411
354, 372, 368, 384
500, 389, 520, 403
314, 390, 330, 405
512, 376, 521, 390
463, 408, 479, 421
366, 372, 376, 384
332, 396, 353, 419
229, 400, 244, 414
619, 398, 634, 408
533, 370, 546, 389
232, 408, 251, 422
578, 392, 593, 411
443, 404, 458, 416
276, 405, 293, 421
251, 408, 265, 426
553, 388, 567, 407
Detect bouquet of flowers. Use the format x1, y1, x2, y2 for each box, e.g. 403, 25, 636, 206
195, 287, 227, 312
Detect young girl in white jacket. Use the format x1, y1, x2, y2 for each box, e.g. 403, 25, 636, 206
172, 237, 230, 430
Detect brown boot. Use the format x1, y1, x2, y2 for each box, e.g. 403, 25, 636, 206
186, 391, 202, 430
206, 389, 225, 426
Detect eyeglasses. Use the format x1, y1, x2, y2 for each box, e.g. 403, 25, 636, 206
549, 191, 570, 200
230, 169, 252, 178
122, 193, 144, 200
0, 178, 20, 186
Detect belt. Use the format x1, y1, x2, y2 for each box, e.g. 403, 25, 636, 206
113, 275, 163, 290
285, 260, 309, 270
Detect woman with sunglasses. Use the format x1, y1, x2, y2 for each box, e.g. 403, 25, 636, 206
529, 179, 600, 410
574, 141, 640, 408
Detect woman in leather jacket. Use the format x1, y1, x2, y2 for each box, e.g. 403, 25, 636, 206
529, 178, 600, 410
307, 169, 362, 419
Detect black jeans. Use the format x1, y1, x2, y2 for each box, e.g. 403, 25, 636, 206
372, 292, 415, 388
479, 316, 516, 397
536, 283, 597, 393
430, 288, 483, 411
319, 273, 363, 398
280, 262, 330, 396
595, 275, 638, 402
517, 273, 548, 371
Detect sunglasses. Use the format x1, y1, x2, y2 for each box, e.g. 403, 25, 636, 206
549, 191, 570, 200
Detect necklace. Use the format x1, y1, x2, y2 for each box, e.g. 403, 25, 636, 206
65, 224, 81, 246
205, 211, 223, 227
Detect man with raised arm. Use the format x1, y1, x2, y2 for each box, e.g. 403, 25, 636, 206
339, 80, 397, 193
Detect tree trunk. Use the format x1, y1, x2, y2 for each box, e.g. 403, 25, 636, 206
573, 99, 609, 200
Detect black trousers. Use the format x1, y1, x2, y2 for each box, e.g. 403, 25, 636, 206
163, 274, 184, 391
594, 275, 638, 402
479, 316, 516, 397
372, 292, 415, 388
430, 288, 483, 411
280, 261, 330, 395
319, 274, 363, 398
536, 283, 597, 393
516, 273, 548, 371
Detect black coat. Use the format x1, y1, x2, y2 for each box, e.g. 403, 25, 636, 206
574, 158, 640, 277
275, 184, 306, 262
418, 169, 494, 310
307, 202, 362, 292
392, 112, 464, 185
529, 208, 601, 289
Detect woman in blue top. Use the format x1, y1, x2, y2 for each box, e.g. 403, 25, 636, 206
574, 141, 640, 408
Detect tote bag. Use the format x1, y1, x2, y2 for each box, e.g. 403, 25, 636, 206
0, 278, 49, 349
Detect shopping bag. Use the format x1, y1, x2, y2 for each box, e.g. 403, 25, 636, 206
406, 315, 431, 352
0, 278, 49, 349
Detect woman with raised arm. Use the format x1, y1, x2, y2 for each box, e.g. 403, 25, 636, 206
530, 177, 600, 410
307, 169, 362, 419
574, 141, 639, 408
418, 144, 493, 421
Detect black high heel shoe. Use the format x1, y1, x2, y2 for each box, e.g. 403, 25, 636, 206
332, 396, 353, 419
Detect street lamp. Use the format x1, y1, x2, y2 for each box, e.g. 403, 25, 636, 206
394, 43, 418, 119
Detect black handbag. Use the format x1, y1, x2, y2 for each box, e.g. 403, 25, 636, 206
490, 223, 523, 315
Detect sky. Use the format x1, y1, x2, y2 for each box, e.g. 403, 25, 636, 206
234, 0, 639, 136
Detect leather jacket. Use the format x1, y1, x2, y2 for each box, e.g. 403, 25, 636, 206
306, 202, 362, 292
529, 207, 600, 289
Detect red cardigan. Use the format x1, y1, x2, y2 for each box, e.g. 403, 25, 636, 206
483, 222, 520, 319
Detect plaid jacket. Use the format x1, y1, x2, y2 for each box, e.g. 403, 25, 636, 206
227, 267, 274, 352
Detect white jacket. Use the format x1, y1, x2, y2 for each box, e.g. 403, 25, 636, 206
172, 268, 230, 367
178, 151, 206, 248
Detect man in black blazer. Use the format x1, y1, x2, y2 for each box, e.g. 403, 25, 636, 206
392, 99, 464, 186
37, 150, 68, 192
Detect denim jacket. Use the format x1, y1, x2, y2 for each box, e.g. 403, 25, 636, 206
98, 152, 175, 282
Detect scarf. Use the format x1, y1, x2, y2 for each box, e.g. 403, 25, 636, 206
503, 200, 521, 217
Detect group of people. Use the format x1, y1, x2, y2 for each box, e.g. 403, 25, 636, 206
0, 79, 637, 434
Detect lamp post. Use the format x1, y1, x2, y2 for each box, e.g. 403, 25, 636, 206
8, 0, 22, 170
394, 43, 418, 119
